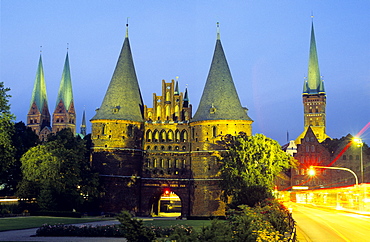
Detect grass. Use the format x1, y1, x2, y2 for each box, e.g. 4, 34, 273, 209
0, 216, 216, 233
0, 216, 112, 231
143, 219, 214, 232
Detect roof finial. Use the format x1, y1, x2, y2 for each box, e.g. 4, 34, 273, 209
126, 17, 129, 38
216, 22, 220, 40
67, 43, 69, 52
311, 11, 314, 21
40, 46, 42, 53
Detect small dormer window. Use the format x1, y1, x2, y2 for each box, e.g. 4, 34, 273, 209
112, 106, 120, 113
210, 104, 216, 114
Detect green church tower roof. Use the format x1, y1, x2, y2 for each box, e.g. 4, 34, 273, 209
192, 24, 252, 122
30, 54, 49, 112
91, 25, 144, 122
56, 52, 74, 110
303, 22, 325, 95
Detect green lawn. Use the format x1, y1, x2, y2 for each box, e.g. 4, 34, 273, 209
143, 219, 213, 232
0, 216, 112, 231
0, 216, 215, 233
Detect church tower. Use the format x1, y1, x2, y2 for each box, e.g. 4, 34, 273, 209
90, 24, 144, 212
296, 21, 329, 144
190, 23, 253, 216
27, 54, 51, 141
52, 52, 76, 134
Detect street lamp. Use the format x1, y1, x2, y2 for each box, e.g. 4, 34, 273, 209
353, 137, 364, 184
309, 165, 358, 186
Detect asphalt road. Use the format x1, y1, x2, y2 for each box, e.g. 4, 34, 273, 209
291, 203, 370, 242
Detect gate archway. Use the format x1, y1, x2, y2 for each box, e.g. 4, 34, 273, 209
151, 189, 181, 217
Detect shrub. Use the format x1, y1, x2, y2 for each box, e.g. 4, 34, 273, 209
228, 205, 288, 242
256, 199, 291, 235
229, 185, 273, 208
116, 210, 155, 242
36, 224, 124, 237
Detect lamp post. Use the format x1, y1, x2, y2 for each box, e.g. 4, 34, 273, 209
309, 165, 358, 186
353, 137, 364, 184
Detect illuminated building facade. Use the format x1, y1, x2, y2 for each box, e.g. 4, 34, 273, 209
90, 24, 253, 216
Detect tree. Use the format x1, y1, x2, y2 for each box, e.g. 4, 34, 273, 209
217, 133, 296, 206
17, 129, 99, 211
4, 122, 39, 195
0, 82, 16, 195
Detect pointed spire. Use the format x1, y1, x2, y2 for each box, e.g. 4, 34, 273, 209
126, 18, 129, 38
80, 108, 86, 136
192, 25, 251, 122
183, 86, 189, 108
183, 86, 189, 101
30, 54, 48, 112
174, 77, 179, 95
303, 21, 325, 95
216, 22, 220, 40
92, 25, 144, 122
56, 51, 74, 110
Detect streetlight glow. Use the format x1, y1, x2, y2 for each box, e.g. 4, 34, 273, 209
308, 167, 316, 176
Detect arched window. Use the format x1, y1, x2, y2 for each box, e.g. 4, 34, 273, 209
182, 160, 186, 168
166, 91, 170, 101
156, 105, 161, 120
175, 130, 180, 142
212, 126, 217, 138
165, 105, 170, 120
153, 130, 159, 142
167, 130, 174, 142
160, 159, 164, 168
174, 159, 179, 168
311, 145, 315, 152
160, 130, 166, 142
168, 159, 171, 168
153, 159, 157, 167
146, 130, 152, 142
181, 130, 188, 142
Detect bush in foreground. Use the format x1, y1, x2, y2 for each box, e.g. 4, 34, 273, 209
36, 203, 293, 241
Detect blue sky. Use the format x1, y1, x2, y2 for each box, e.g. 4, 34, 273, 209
1, 1, 369, 144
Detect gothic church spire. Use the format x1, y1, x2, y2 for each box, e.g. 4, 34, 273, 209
303, 21, 325, 95
30, 54, 49, 113
56, 52, 73, 110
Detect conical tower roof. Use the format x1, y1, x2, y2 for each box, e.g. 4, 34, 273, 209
192, 25, 251, 122
30, 54, 48, 112
303, 22, 325, 95
56, 52, 73, 110
91, 25, 144, 122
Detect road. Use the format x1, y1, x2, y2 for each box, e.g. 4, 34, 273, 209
291, 203, 370, 242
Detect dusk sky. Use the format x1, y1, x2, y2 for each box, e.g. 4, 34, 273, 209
1, 1, 369, 145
